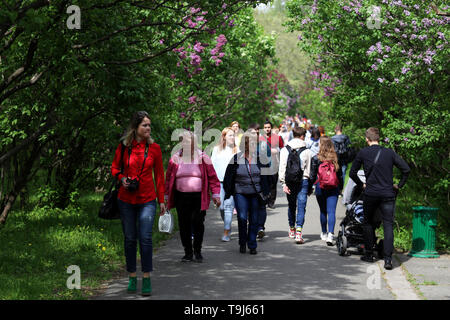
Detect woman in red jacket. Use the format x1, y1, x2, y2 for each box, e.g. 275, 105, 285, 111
111, 111, 165, 296
165, 130, 221, 263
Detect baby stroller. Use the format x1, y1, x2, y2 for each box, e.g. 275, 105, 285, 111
336, 172, 383, 257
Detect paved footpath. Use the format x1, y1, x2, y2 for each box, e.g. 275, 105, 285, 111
95, 186, 450, 301
96, 185, 426, 300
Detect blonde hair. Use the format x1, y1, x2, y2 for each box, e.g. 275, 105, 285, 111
123, 111, 154, 147
318, 136, 339, 171
230, 121, 240, 128
218, 127, 238, 153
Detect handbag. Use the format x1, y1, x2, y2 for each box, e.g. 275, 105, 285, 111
98, 180, 121, 219
158, 210, 174, 234
98, 143, 125, 220
244, 157, 268, 206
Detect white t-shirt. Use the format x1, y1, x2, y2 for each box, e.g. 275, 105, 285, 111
211, 145, 237, 182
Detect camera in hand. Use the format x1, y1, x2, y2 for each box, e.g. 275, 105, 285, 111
126, 178, 139, 192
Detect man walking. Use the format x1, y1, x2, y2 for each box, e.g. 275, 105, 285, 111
261, 120, 284, 210
331, 125, 351, 193
350, 127, 410, 270
279, 127, 313, 244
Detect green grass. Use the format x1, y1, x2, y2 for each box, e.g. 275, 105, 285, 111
0, 192, 177, 300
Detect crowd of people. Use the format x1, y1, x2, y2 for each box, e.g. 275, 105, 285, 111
110, 111, 410, 296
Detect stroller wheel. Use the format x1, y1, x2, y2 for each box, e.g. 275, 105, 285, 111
337, 234, 347, 256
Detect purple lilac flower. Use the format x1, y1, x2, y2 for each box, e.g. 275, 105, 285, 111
193, 42, 205, 53
423, 56, 432, 65
188, 96, 197, 104
189, 53, 201, 65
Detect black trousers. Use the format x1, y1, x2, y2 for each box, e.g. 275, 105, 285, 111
362, 194, 396, 258
267, 173, 278, 207
174, 191, 206, 255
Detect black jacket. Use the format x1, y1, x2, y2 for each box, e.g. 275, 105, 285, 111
349, 145, 410, 198
223, 151, 271, 200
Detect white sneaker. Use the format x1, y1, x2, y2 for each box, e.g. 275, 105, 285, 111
320, 232, 327, 241
326, 232, 334, 246
295, 228, 304, 244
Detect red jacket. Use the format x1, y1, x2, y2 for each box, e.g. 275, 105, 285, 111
164, 149, 220, 211
111, 139, 165, 205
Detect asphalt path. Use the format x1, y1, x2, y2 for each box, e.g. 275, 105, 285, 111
95, 184, 395, 300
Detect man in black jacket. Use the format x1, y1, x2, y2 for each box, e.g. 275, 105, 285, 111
349, 127, 410, 270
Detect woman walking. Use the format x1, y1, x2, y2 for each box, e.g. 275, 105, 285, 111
310, 136, 342, 246
165, 131, 221, 262
307, 127, 321, 157
111, 111, 166, 296
223, 130, 270, 255
211, 127, 238, 242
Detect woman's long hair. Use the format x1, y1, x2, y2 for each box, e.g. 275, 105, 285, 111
318, 136, 339, 171
122, 111, 154, 147
217, 127, 237, 153
239, 130, 258, 157
311, 127, 321, 140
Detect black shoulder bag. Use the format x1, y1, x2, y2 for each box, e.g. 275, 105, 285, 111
244, 157, 268, 207
99, 143, 125, 220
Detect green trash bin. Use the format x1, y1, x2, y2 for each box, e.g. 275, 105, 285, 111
408, 206, 440, 258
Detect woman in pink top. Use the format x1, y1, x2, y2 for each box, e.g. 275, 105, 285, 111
165, 131, 221, 262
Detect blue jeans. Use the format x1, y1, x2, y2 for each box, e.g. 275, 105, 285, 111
287, 179, 309, 229
220, 183, 235, 231
315, 185, 339, 234
258, 204, 267, 232
118, 199, 157, 273
234, 193, 260, 249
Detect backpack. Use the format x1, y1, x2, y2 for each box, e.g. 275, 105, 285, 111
334, 140, 347, 156
317, 161, 339, 190
285, 145, 306, 186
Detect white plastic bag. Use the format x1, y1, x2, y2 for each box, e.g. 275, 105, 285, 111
158, 210, 174, 234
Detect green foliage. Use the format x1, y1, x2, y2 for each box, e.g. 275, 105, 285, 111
0, 192, 178, 299
0, 1, 280, 218
285, 0, 449, 225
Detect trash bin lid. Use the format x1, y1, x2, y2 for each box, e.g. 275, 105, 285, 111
412, 206, 439, 211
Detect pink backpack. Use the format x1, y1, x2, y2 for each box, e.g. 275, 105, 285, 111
317, 161, 339, 190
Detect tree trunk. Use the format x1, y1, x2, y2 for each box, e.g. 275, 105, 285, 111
0, 142, 42, 225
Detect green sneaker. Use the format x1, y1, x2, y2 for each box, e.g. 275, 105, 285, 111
142, 277, 152, 296
127, 276, 137, 293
